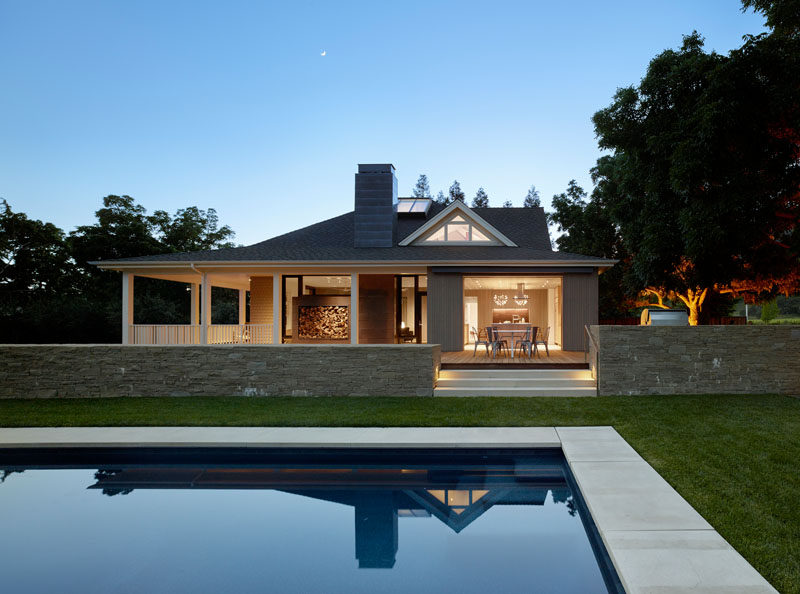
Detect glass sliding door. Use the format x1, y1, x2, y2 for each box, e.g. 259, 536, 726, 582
395, 275, 427, 343
282, 276, 300, 342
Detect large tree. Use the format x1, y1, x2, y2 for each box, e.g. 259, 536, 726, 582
0, 196, 237, 343
0, 200, 75, 299
589, 17, 800, 323
549, 173, 634, 318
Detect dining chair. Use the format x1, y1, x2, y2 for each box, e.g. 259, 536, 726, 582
487, 326, 507, 358
471, 326, 491, 357
535, 326, 550, 356
516, 326, 536, 358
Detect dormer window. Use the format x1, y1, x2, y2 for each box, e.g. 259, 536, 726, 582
421, 214, 493, 243
398, 201, 517, 247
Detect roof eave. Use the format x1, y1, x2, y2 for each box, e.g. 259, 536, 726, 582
93, 258, 619, 271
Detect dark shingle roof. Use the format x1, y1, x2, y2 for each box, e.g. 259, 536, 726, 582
102, 204, 611, 264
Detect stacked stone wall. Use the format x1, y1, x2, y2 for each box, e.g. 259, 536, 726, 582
0, 344, 441, 398
593, 325, 800, 395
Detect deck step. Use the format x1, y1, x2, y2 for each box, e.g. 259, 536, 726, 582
435, 368, 596, 397
437, 377, 597, 388
439, 369, 593, 380
434, 386, 597, 397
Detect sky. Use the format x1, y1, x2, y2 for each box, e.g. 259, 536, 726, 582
0, 0, 767, 246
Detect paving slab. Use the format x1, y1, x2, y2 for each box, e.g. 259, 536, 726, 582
569, 459, 712, 531
0, 426, 560, 449
603, 530, 779, 594
555, 426, 623, 442
557, 427, 641, 462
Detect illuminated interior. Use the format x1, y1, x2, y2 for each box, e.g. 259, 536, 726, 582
463, 276, 562, 346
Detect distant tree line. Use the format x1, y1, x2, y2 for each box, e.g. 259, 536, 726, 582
411, 173, 542, 209
0, 196, 237, 343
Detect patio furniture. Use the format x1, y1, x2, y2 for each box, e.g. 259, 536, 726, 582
491, 324, 532, 359
471, 326, 491, 357
535, 326, 550, 356
486, 326, 508, 358
399, 327, 415, 343
515, 326, 537, 358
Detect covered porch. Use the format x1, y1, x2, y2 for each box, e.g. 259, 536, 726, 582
116, 266, 428, 346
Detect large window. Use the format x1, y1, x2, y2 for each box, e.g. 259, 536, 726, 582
420, 215, 493, 244
463, 276, 562, 346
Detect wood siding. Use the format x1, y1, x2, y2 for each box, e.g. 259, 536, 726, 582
249, 276, 273, 324
358, 274, 395, 344
427, 270, 463, 352
562, 271, 598, 351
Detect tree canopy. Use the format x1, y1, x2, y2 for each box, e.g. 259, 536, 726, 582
552, 4, 800, 323
448, 180, 465, 204
412, 174, 431, 198
471, 187, 489, 208
523, 186, 541, 208
1, 196, 237, 342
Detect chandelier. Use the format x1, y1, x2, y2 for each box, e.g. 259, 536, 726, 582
493, 293, 508, 306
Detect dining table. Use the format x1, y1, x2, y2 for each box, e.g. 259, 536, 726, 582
490, 324, 536, 358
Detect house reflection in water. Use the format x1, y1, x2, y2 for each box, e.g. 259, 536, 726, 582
90, 461, 572, 569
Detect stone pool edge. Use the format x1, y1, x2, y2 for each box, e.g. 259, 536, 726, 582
0, 426, 778, 594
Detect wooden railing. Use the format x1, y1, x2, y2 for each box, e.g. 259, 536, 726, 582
207, 324, 273, 344
129, 325, 201, 345
129, 324, 273, 345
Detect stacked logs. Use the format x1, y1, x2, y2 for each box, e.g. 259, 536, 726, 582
298, 306, 349, 340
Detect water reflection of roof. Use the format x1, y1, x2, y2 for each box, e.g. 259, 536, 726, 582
90, 465, 571, 569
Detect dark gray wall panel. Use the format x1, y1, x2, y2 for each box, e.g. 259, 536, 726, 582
427, 270, 463, 352
562, 271, 598, 351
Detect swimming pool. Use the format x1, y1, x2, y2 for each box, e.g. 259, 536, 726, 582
0, 447, 622, 593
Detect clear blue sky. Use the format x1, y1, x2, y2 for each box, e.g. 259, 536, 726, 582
0, 0, 766, 246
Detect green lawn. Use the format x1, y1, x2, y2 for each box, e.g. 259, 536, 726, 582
1, 394, 798, 593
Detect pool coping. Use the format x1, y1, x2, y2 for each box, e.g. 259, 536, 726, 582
0, 426, 778, 594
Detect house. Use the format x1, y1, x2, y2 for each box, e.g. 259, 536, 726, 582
95, 164, 615, 353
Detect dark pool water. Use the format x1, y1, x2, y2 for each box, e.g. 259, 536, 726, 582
0, 448, 619, 593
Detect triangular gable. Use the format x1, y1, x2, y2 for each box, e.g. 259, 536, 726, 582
398, 201, 518, 247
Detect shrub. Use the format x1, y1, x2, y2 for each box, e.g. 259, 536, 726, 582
760, 300, 779, 322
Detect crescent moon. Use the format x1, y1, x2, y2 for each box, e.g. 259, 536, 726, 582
320, 50, 326, 56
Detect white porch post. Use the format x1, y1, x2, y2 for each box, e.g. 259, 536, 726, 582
190, 284, 199, 325
121, 272, 134, 344
201, 273, 211, 344
272, 272, 281, 345
350, 272, 358, 344
238, 289, 246, 325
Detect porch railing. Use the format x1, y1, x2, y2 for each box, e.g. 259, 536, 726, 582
207, 324, 273, 344
130, 324, 201, 345
129, 324, 273, 345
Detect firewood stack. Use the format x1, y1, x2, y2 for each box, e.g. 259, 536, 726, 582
298, 306, 349, 340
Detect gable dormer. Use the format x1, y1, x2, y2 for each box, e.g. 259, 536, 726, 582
398, 201, 517, 247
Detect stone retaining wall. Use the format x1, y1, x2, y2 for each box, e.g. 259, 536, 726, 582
591, 325, 800, 395
0, 344, 441, 398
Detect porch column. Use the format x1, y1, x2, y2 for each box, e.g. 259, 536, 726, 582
190, 283, 199, 325
272, 273, 281, 344
201, 273, 211, 344
238, 289, 246, 325
121, 272, 134, 344
350, 272, 359, 344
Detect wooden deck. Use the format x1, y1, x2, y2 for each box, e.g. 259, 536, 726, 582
441, 345, 587, 369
